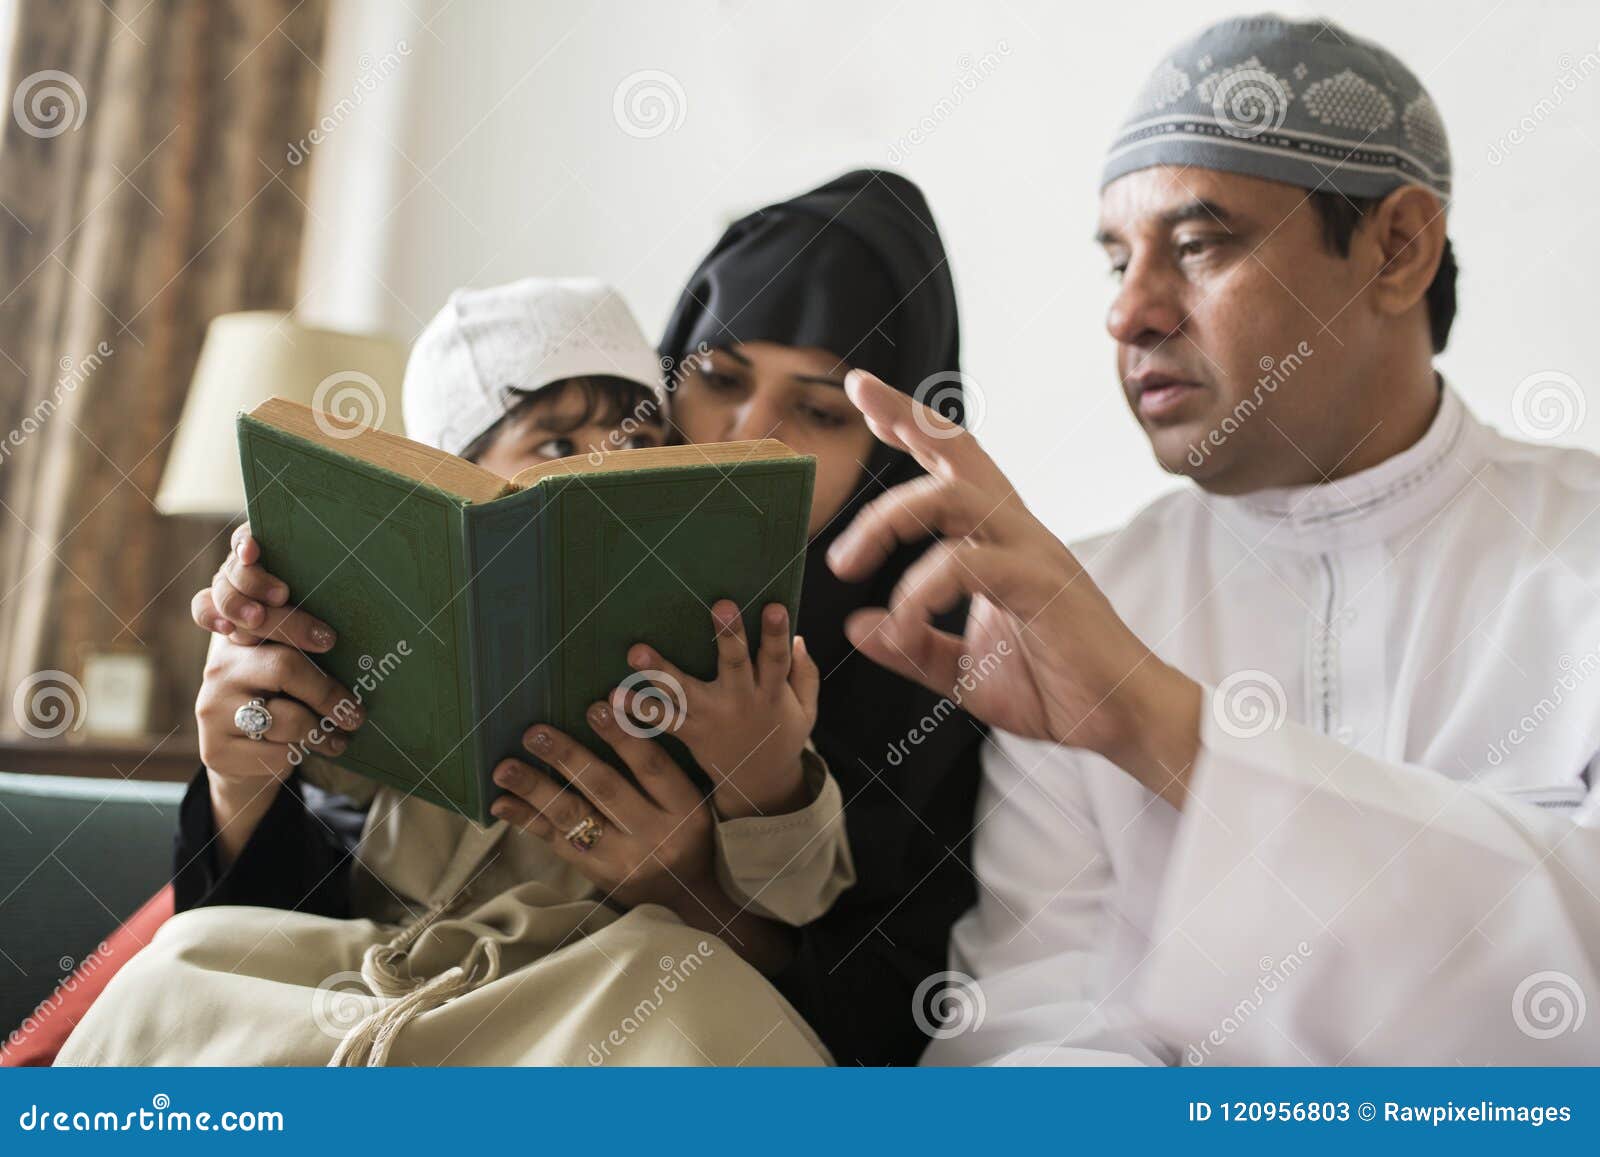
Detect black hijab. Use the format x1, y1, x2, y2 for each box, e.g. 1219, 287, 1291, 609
660, 170, 984, 1065
660, 168, 966, 703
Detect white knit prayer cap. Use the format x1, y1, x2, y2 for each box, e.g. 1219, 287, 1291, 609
402, 277, 665, 457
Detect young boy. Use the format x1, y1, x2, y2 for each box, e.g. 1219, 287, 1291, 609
401, 276, 670, 468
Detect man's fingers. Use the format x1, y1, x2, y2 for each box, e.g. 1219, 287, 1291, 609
754, 603, 792, 692
710, 599, 753, 686
827, 474, 993, 583
592, 698, 704, 814
844, 370, 1013, 491
842, 609, 968, 701
886, 550, 976, 640
829, 372, 1040, 589
888, 539, 1008, 622
845, 370, 919, 452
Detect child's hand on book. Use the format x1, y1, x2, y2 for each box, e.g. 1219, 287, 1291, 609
619, 600, 819, 820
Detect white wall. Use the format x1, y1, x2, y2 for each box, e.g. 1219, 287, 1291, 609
298, 0, 1600, 543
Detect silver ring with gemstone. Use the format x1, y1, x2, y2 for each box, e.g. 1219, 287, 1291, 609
234, 697, 272, 741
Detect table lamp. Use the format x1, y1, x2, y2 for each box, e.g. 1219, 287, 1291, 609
154, 312, 408, 517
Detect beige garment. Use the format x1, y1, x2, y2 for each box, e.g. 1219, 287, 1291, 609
332, 743, 855, 925
56, 749, 853, 1067
55, 883, 830, 1066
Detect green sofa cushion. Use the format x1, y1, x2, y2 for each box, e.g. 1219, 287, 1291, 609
0, 772, 183, 1034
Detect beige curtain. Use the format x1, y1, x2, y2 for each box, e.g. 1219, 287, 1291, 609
0, 0, 328, 737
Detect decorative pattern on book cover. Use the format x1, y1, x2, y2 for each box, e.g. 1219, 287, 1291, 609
238, 417, 483, 818
527, 463, 811, 782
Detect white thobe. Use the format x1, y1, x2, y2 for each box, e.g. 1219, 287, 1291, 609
923, 385, 1600, 1065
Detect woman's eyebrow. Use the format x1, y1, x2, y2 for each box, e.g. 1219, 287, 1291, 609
792, 373, 848, 388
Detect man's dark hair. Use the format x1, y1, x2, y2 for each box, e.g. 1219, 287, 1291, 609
1308, 191, 1457, 354
460, 374, 662, 463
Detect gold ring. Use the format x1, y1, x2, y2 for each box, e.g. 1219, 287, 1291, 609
563, 815, 604, 853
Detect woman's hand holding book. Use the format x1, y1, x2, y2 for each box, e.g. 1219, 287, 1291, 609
193, 523, 339, 652
190, 523, 366, 866
489, 711, 714, 909
488, 708, 799, 975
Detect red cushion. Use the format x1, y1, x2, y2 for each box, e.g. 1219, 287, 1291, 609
0, 884, 175, 1066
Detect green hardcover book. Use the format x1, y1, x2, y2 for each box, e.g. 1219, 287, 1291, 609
236, 397, 815, 825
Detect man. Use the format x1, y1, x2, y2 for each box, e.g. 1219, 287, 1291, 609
828, 15, 1600, 1063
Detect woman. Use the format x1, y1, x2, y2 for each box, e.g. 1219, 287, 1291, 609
65, 171, 982, 1067
658, 169, 984, 1064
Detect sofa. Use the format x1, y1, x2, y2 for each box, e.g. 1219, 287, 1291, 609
0, 772, 183, 1058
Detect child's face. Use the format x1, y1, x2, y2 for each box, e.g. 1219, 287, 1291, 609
473, 381, 665, 477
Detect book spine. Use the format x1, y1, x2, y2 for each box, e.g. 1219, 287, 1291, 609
782, 461, 816, 625
434, 501, 481, 821
461, 488, 551, 825
534, 484, 559, 745
457, 512, 487, 826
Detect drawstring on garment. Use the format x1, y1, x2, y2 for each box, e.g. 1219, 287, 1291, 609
329, 888, 503, 1067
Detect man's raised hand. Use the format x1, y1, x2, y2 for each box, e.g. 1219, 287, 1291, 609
827, 370, 1201, 805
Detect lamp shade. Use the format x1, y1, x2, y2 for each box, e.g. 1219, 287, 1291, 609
155, 312, 408, 516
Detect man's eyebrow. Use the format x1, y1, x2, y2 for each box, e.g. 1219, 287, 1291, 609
1161, 199, 1233, 229
1094, 199, 1236, 245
